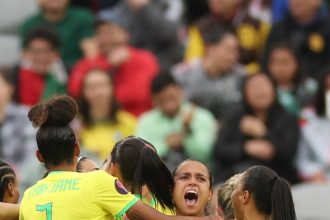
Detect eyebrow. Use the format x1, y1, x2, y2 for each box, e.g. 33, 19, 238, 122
177, 172, 208, 177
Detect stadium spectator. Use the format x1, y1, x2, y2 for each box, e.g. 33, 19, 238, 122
173, 27, 245, 121
69, 18, 158, 116
77, 68, 136, 160
263, 0, 330, 79
136, 74, 217, 170
296, 70, 330, 183
11, 28, 66, 106
172, 160, 213, 217
20, 0, 94, 68
267, 43, 317, 116
185, 0, 270, 74
0, 67, 41, 191
213, 74, 300, 184
98, 0, 183, 71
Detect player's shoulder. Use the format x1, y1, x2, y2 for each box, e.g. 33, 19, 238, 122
85, 170, 117, 182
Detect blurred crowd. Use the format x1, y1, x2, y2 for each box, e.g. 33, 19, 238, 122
1, 0, 330, 190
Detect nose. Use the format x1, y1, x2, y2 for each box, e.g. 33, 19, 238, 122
187, 177, 198, 186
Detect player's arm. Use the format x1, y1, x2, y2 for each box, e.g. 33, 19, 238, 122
126, 201, 221, 220
0, 203, 19, 220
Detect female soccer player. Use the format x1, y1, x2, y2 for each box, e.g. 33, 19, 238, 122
19, 96, 220, 220
104, 136, 175, 214
0, 161, 20, 204
231, 165, 296, 220
172, 160, 213, 217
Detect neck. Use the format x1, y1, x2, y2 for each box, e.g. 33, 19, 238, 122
90, 103, 111, 121
47, 162, 76, 173
42, 9, 67, 22
202, 58, 224, 77
244, 212, 269, 220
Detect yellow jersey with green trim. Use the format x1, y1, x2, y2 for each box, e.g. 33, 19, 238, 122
19, 170, 139, 220
135, 194, 175, 215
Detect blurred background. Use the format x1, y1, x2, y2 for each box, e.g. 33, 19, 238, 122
0, 0, 330, 219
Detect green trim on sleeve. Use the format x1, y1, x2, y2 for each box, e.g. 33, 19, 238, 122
115, 197, 140, 220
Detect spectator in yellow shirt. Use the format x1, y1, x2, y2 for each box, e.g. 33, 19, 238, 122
77, 68, 136, 160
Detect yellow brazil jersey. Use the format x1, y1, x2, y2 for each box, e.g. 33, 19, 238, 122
19, 170, 139, 220
81, 111, 136, 160
136, 194, 175, 216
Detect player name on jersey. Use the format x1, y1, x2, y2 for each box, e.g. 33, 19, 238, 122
27, 178, 81, 199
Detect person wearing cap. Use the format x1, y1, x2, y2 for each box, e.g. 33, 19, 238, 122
20, 0, 94, 68
69, 17, 159, 117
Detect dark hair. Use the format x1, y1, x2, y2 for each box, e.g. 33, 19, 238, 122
151, 73, 179, 95
28, 96, 78, 167
0, 161, 16, 202
23, 27, 60, 49
199, 23, 235, 46
242, 166, 296, 220
267, 42, 303, 92
0, 67, 14, 86
173, 159, 213, 189
315, 68, 330, 117
110, 136, 175, 211
242, 73, 283, 117
78, 68, 120, 126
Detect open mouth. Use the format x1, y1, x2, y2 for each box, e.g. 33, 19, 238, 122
184, 190, 198, 207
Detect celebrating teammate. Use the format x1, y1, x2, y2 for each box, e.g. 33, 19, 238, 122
104, 136, 175, 214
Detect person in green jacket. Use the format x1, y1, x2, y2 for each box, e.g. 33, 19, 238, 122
136, 73, 217, 171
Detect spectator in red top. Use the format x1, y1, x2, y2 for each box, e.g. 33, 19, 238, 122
11, 28, 67, 106
69, 17, 159, 116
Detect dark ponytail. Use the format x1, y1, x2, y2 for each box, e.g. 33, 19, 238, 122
28, 96, 79, 167
111, 136, 175, 211
271, 177, 296, 220
243, 166, 296, 220
0, 161, 16, 202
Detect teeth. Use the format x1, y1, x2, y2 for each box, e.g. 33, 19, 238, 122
186, 190, 197, 195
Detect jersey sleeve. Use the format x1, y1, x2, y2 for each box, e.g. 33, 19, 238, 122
93, 171, 139, 218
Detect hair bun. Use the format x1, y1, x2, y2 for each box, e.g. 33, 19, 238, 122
28, 96, 78, 127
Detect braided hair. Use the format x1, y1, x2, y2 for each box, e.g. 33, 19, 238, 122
0, 161, 16, 202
